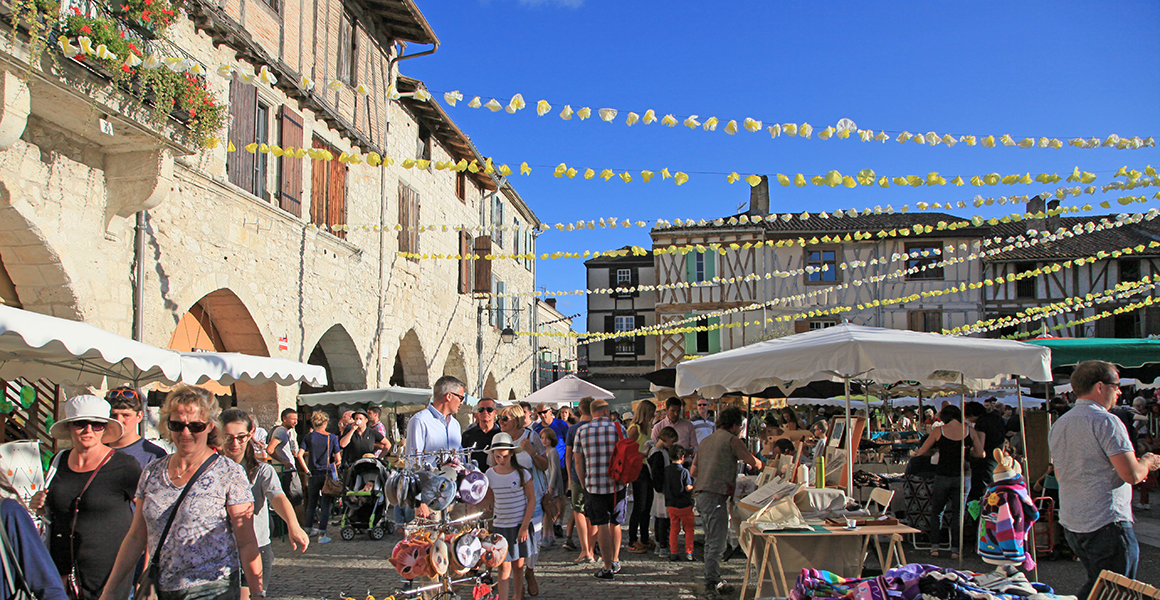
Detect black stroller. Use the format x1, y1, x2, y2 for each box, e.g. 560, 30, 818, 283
338, 456, 392, 540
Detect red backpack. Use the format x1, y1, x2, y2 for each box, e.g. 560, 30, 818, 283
609, 422, 643, 485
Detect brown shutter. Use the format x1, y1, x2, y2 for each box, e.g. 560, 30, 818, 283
908, 311, 922, 332
604, 315, 616, 356
458, 230, 472, 294
409, 188, 420, 253
329, 158, 346, 239
794, 320, 809, 334
474, 236, 492, 293
397, 182, 409, 252
1094, 314, 1114, 338
278, 107, 304, 217
227, 74, 257, 193
310, 137, 328, 228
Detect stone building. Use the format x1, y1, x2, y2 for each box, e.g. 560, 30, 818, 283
0, 0, 539, 426
534, 297, 577, 390
649, 178, 987, 368
583, 248, 657, 404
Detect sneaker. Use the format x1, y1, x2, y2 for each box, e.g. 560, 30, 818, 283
562, 539, 577, 551
554, 524, 564, 537
714, 582, 735, 594
319, 535, 333, 544
594, 569, 614, 580
540, 538, 556, 549
1134, 501, 1151, 511
308, 527, 321, 537
669, 553, 681, 562
611, 561, 622, 574
656, 546, 670, 558
685, 552, 695, 562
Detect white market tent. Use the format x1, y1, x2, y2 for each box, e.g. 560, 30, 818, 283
675, 323, 1053, 493
516, 374, 614, 408
297, 386, 433, 408
180, 351, 326, 388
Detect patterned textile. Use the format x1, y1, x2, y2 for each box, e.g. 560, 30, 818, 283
136, 456, 254, 591
977, 473, 1040, 570
575, 417, 625, 494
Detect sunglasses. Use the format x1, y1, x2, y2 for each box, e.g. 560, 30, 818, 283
224, 433, 251, 443
477, 406, 496, 413
70, 420, 107, 431
167, 421, 210, 433
498, 416, 513, 422
537, 409, 551, 415
106, 389, 141, 401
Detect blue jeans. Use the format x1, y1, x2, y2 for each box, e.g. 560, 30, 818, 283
394, 504, 415, 527
304, 473, 335, 533
1064, 521, 1138, 599
695, 491, 730, 586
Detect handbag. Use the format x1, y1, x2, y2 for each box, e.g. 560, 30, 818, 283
134, 454, 220, 600
534, 468, 560, 524
321, 434, 343, 497
0, 515, 35, 600
62, 449, 115, 600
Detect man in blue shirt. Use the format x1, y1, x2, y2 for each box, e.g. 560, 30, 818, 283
406, 375, 466, 518
532, 405, 569, 472
105, 386, 167, 468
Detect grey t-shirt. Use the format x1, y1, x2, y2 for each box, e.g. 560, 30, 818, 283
1048, 399, 1135, 533
249, 462, 284, 547
270, 426, 297, 466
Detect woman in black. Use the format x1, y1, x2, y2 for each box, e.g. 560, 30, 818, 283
913, 404, 984, 558
30, 395, 140, 600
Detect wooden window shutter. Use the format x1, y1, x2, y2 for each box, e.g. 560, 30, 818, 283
794, 320, 810, 334
278, 106, 304, 217
329, 156, 347, 239
397, 182, 409, 252
708, 316, 721, 353
1095, 315, 1114, 337
473, 236, 492, 293
907, 311, 921, 332
410, 189, 420, 253
635, 323, 646, 356
684, 315, 697, 355
227, 74, 257, 193
604, 315, 615, 356
310, 137, 328, 228
458, 230, 472, 294
1146, 306, 1160, 337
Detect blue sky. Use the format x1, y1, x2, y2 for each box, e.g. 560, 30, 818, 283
403, 1, 1160, 331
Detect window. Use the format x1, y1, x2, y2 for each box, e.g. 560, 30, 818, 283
277, 107, 304, 217
683, 315, 721, 355
458, 230, 472, 294
398, 182, 420, 256
254, 102, 270, 201
1015, 262, 1037, 299
686, 252, 715, 283
491, 196, 505, 247
806, 248, 838, 282
1121, 258, 1141, 283
523, 229, 533, 271
809, 321, 837, 330
417, 126, 432, 163
337, 12, 357, 85
455, 172, 467, 202
908, 310, 943, 333
616, 269, 632, 285
614, 315, 635, 332
258, 0, 279, 10
491, 279, 506, 327
905, 244, 943, 280
310, 137, 346, 239
226, 75, 266, 199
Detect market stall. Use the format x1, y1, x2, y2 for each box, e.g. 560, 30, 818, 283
516, 373, 613, 407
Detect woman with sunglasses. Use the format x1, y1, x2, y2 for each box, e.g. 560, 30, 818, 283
30, 396, 140, 600
100, 385, 263, 600
218, 410, 309, 600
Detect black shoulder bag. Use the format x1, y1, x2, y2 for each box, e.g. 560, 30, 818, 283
134, 454, 219, 600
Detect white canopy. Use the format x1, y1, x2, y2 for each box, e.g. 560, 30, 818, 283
297, 386, 432, 407
0, 305, 182, 386
873, 395, 1046, 408
517, 374, 614, 407
179, 351, 327, 388
675, 324, 1053, 397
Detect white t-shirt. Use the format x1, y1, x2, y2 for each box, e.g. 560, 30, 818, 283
486, 468, 530, 528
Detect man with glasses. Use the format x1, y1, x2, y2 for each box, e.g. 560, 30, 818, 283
106, 386, 168, 468
532, 405, 569, 473
691, 399, 715, 445
406, 375, 467, 518
1050, 360, 1160, 598
339, 409, 389, 468
462, 397, 501, 470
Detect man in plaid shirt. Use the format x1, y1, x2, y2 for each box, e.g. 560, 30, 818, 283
575, 399, 627, 580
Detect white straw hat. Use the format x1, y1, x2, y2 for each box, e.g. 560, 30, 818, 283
484, 432, 521, 454
50, 395, 124, 444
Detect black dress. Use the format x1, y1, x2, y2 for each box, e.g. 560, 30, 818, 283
46, 450, 142, 600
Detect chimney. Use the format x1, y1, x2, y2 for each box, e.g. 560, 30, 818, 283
1026, 195, 1046, 232
748, 175, 769, 216
545, 298, 557, 309
1046, 199, 1061, 232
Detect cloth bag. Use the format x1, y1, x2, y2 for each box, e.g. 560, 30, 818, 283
321, 435, 343, 497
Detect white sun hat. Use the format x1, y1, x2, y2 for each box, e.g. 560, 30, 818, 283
49, 395, 124, 444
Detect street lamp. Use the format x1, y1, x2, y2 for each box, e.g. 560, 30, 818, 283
500, 327, 516, 344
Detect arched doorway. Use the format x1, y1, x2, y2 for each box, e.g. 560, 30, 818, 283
483, 373, 498, 401
390, 329, 428, 389
301, 324, 365, 395
167, 289, 272, 414
508, 389, 517, 401
443, 344, 468, 384
0, 183, 80, 319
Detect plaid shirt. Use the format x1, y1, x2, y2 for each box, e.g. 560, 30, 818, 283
575, 416, 625, 494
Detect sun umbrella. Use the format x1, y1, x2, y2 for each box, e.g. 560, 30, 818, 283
518, 374, 613, 407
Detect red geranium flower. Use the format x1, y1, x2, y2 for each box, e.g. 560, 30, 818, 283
122, 64, 131, 72
80, 25, 91, 33
189, 109, 196, 117
120, 3, 129, 9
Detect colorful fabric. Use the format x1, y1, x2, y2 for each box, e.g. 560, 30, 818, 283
575, 416, 624, 494
977, 474, 1040, 570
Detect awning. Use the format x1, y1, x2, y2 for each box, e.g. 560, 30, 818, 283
298, 386, 432, 407
1024, 337, 1160, 383
179, 351, 327, 388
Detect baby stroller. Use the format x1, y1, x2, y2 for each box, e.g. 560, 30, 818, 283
339, 456, 393, 540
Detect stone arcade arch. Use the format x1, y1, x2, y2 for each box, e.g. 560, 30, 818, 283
390, 329, 429, 389
442, 344, 468, 385
482, 373, 498, 401
167, 288, 274, 414
301, 324, 365, 395
0, 181, 80, 319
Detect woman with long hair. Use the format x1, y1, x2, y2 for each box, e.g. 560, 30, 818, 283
30, 395, 140, 600
626, 400, 657, 554
301, 411, 341, 545
914, 404, 985, 558
100, 385, 263, 600
219, 409, 309, 600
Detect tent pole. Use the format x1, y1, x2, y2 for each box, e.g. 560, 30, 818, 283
1016, 378, 1039, 582
959, 377, 965, 569
845, 378, 853, 496
747, 395, 753, 453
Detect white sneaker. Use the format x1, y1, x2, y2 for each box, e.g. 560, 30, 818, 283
308, 527, 321, 537
1133, 502, 1150, 511
319, 535, 333, 544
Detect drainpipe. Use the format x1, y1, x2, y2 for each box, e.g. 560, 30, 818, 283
132, 210, 146, 342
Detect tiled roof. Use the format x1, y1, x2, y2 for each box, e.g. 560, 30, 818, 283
985, 217, 1160, 261
653, 212, 987, 238
583, 246, 654, 266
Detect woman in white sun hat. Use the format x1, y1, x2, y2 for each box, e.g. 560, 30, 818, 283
30, 395, 140, 600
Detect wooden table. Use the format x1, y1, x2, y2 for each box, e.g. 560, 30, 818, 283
739, 523, 919, 600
